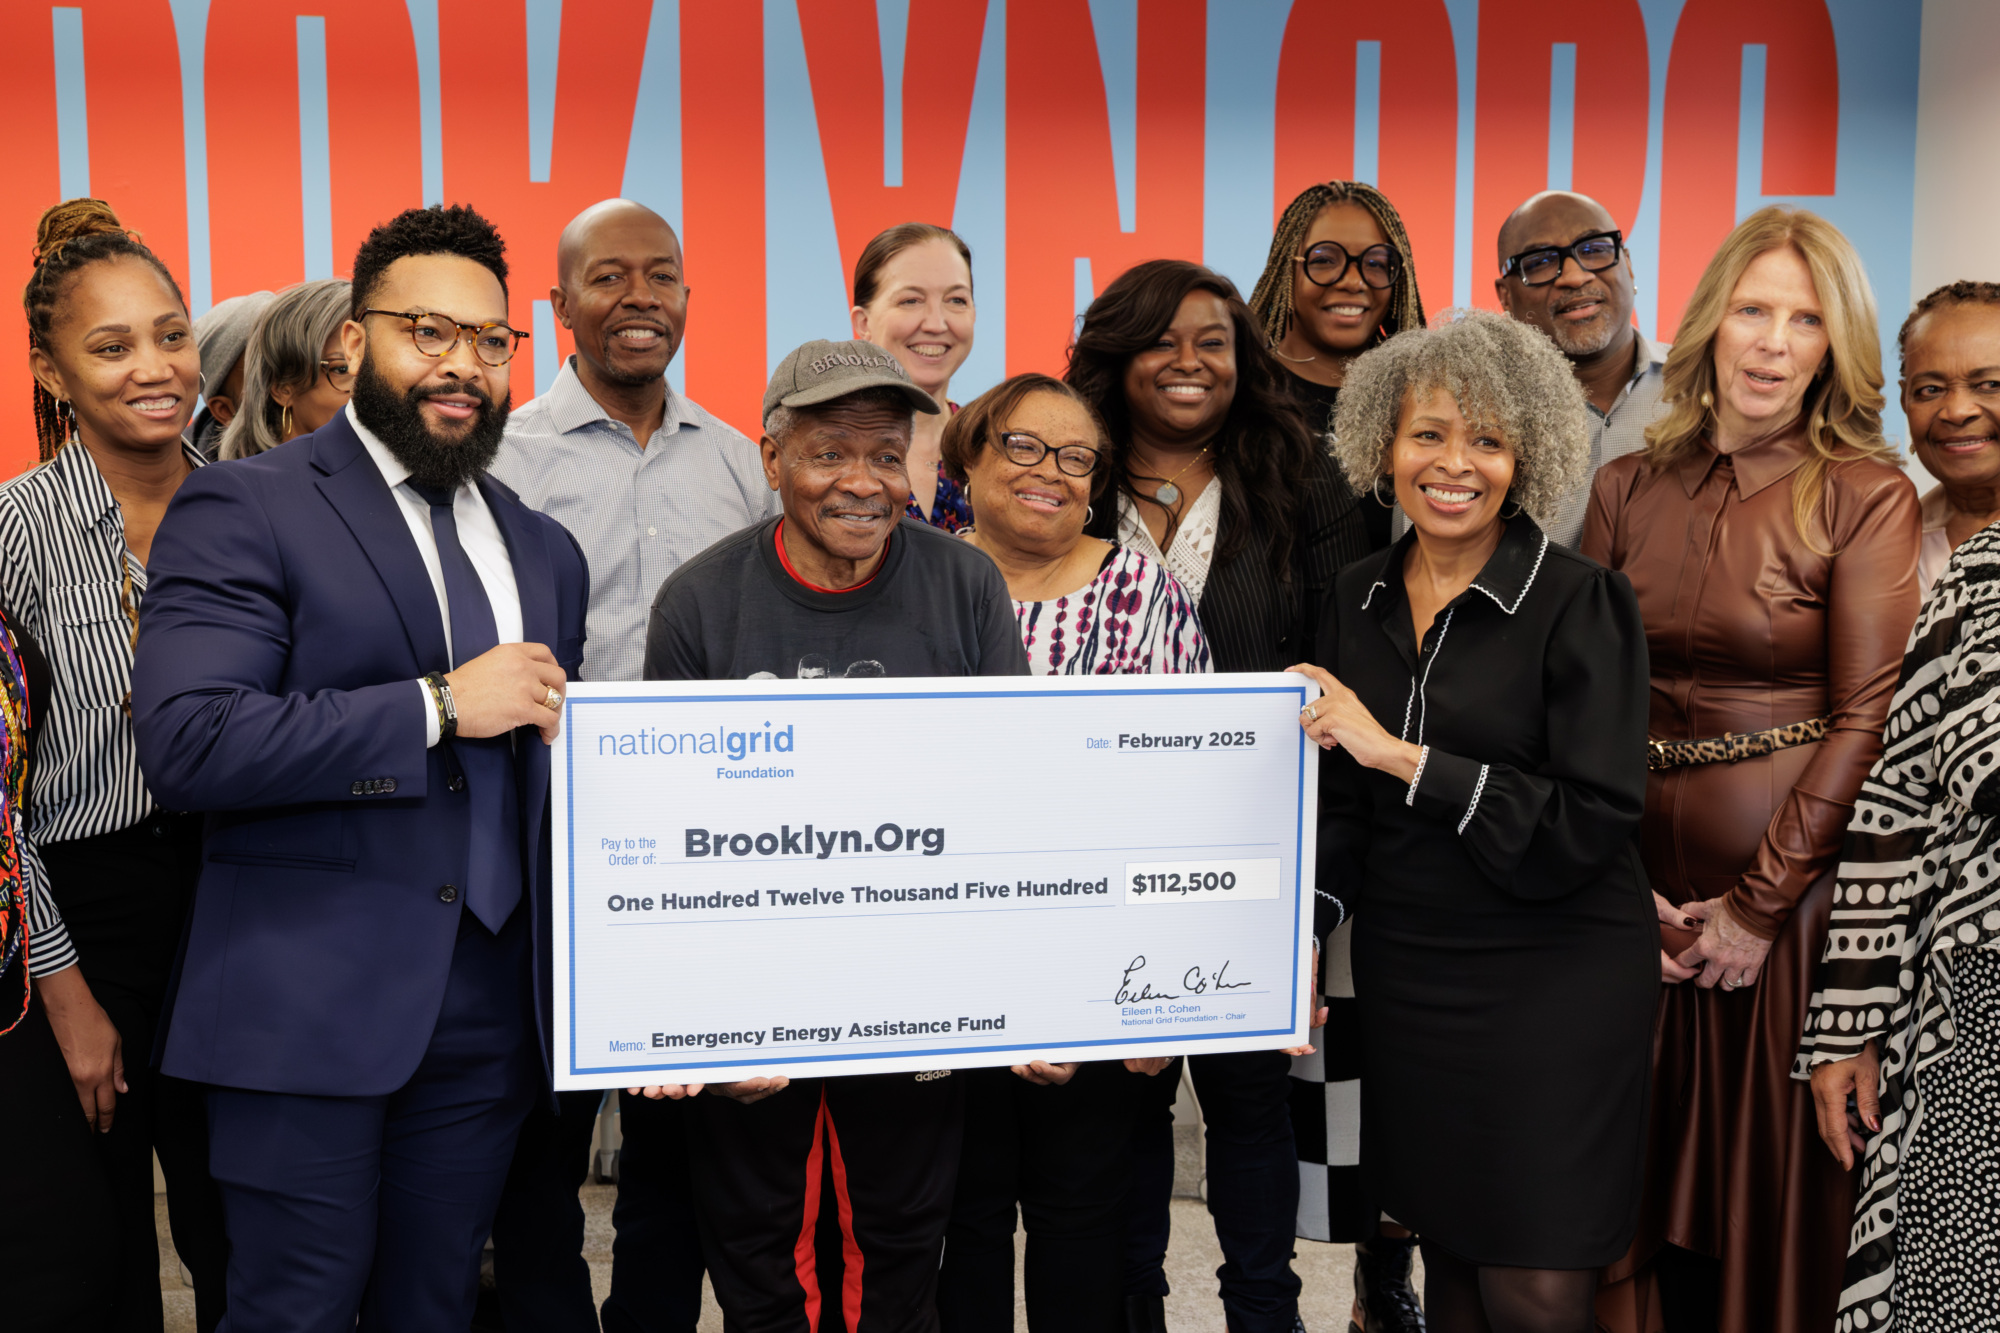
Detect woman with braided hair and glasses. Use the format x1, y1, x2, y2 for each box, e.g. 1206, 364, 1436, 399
0, 198, 227, 1330
1249, 180, 1429, 1333
1249, 181, 1428, 555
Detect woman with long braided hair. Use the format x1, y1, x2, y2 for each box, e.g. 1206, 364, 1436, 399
0, 197, 227, 1330
1248, 181, 1430, 1333
1249, 181, 1427, 554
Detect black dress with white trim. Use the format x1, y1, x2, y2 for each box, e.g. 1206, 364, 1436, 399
1312, 513, 1658, 1268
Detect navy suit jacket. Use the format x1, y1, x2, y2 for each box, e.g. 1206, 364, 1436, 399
132, 412, 588, 1096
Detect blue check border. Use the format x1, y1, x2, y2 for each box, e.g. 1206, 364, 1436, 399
563, 683, 1312, 1078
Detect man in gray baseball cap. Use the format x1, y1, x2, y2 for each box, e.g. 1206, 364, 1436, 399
638, 340, 1024, 1330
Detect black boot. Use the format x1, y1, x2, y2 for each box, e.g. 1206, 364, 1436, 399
1351, 1233, 1426, 1333
1126, 1294, 1168, 1333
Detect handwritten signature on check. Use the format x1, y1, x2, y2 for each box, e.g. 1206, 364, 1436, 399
1113, 956, 1254, 1005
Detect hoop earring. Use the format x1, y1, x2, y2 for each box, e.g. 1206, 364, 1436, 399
1500, 495, 1524, 520
1086, 505, 1095, 524
279, 404, 294, 438
1371, 475, 1396, 509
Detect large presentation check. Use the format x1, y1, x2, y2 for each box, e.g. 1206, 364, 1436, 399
550, 675, 1318, 1089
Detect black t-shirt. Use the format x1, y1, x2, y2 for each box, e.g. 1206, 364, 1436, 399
644, 516, 1031, 682
1281, 367, 1390, 553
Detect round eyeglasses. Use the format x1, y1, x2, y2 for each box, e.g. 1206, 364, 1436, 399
1501, 230, 1623, 286
318, 358, 355, 393
999, 431, 1101, 477
360, 309, 527, 367
1296, 242, 1402, 291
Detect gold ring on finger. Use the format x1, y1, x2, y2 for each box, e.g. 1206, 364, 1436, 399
543, 686, 564, 712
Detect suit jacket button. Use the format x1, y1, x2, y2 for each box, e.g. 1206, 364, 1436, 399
351, 781, 366, 796
439, 884, 460, 904
382, 778, 397, 794
449, 776, 466, 793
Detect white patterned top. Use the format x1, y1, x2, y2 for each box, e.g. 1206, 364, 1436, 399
1012, 547, 1210, 677
1115, 477, 1223, 606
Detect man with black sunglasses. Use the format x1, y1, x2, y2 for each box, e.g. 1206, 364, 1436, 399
1495, 190, 1670, 546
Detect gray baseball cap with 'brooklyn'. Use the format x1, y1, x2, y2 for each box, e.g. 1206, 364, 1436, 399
761, 339, 941, 424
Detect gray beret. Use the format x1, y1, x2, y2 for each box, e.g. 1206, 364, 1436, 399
193, 290, 276, 392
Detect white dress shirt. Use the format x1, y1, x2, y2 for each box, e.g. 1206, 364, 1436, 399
347, 404, 523, 746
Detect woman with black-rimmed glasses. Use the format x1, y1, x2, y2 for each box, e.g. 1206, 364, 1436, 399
215, 277, 353, 459
1249, 180, 1429, 554
948, 373, 1210, 676
934, 373, 1208, 1333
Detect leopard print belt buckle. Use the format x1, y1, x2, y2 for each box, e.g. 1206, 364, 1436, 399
1646, 716, 1830, 772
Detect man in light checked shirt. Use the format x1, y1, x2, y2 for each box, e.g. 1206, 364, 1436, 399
488, 197, 775, 1333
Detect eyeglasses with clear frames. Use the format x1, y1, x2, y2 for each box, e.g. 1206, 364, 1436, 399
359, 309, 527, 366
999, 431, 1101, 477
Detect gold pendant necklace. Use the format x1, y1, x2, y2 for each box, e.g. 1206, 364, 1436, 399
1150, 446, 1209, 508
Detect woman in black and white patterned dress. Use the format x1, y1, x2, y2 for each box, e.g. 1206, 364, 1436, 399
1799, 522, 2000, 1333
946, 371, 1209, 678
933, 371, 1208, 1333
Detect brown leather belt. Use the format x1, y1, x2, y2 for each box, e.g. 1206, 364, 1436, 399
1646, 717, 1829, 772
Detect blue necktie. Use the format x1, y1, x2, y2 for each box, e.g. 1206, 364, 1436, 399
412, 481, 522, 932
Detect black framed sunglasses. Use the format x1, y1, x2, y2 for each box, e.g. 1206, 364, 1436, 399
999, 431, 1101, 478
1295, 241, 1403, 291
359, 309, 528, 366
1501, 230, 1624, 286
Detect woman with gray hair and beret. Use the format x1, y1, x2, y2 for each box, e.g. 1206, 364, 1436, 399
215, 277, 352, 460
1290, 309, 1657, 1333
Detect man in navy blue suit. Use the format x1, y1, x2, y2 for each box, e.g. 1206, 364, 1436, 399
131, 204, 589, 1332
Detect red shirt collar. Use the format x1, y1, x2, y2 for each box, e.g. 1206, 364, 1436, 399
774, 518, 889, 594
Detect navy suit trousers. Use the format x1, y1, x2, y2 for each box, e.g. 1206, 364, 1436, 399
206, 906, 537, 1333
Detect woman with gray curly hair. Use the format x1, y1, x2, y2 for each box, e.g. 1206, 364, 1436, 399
1291, 309, 1657, 1333
214, 278, 352, 460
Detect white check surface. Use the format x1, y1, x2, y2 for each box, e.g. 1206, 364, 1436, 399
551, 674, 1318, 1088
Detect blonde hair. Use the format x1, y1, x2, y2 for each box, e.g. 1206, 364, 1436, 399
1646, 206, 1893, 550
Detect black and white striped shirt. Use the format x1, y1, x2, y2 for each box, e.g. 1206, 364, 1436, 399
0, 439, 205, 976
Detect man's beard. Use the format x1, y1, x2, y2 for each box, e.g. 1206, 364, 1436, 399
1545, 286, 1622, 357
350, 352, 509, 490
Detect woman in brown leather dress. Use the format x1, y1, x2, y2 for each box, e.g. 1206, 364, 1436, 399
1581, 206, 1921, 1333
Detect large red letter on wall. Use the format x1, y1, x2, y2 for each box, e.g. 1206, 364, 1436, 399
438, 0, 652, 401
1006, 0, 1205, 374
680, 4, 766, 435
1658, 0, 1838, 338
797, 0, 988, 293
1471, 0, 1649, 309
1273, 0, 1457, 321
204, 1, 423, 298
0, 0, 186, 478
